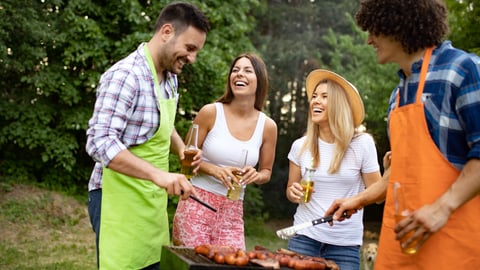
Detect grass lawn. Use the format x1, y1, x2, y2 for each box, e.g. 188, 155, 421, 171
0, 184, 288, 270
0, 184, 96, 270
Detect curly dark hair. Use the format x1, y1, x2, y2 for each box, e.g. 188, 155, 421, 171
355, 0, 449, 54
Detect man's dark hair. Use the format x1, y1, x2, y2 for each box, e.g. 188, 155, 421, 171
154, 2, 210, 34
355, 0, 449, 54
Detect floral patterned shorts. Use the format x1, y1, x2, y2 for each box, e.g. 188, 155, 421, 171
172, 187, 245, 250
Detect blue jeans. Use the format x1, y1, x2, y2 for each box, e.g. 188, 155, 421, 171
288, 234, 360, 270
88, 189, 102, 269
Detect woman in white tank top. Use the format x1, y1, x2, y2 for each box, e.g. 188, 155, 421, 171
172, 53, 278, 250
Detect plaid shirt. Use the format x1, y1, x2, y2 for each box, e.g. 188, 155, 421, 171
387, 41, 480, 170
86, 43, 178, 191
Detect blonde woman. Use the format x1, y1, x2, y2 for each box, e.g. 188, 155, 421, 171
285, 69, 381, 270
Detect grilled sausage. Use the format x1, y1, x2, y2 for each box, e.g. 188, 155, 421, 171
235, 255, 249, 266
224, 253, 237, 265
213, 253, 225, 264
294, 259, 326, 270
194, 245, 209, 257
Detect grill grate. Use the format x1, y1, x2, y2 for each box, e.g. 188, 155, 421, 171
161, 246, 282, 269
173, 247, 213, 264
160, 246, 337, 270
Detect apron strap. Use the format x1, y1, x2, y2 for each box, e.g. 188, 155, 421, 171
394, 47, 434, 108
415, 47, 433, 103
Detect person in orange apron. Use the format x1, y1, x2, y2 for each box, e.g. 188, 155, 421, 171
85, 3, 210, 269
324, 0, 480, 269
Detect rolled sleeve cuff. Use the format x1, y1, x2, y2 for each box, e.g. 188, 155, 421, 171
103, 139, 127, 166
467, 143, 480, 161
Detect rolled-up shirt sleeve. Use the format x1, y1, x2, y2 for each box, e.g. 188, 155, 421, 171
86, 43, 170, 191
86, 68, 138, 167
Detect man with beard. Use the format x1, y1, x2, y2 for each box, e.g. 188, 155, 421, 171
85, 2, 210, 269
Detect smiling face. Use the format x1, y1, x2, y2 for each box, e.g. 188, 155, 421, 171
158, 25, 207, 74
229, 57, 257, 98
310, 82, 328, 125
366, 33, 405, 65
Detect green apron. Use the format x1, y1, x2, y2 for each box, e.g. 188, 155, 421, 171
99, 45, 176, 269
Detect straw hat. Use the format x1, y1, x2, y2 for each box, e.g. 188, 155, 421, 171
306, 69, 365, 127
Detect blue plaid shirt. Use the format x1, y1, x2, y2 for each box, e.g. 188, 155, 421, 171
86, 43, 178, 191
387, 41, 480, 170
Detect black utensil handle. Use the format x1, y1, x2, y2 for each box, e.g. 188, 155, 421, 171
189, 195, 217, 212
181, 190, 217, 212
311, 215, 334, 225
311, 212, 348, 225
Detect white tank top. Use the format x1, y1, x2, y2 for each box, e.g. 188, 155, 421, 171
191, 102, 266, 199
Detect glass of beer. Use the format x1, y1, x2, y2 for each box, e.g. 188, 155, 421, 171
393, 182, 419, 254
227, 149, 248, 201
180, 124, 199, 179
300, 167, 315, 203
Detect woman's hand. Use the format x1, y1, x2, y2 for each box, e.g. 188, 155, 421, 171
215, 166, 241, 190
383, 151, 392, 170
238, 166, 261, 185
191, 149, 203, 175
286, 182, 311, 203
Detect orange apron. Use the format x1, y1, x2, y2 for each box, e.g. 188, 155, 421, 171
375, 48, 480, 269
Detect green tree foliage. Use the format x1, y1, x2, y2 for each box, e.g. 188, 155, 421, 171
446, 0, 480, 54
0, 0, 88, 191
0, 0, 269, 233
1, 0, 478, 223
0, 0, 261, 192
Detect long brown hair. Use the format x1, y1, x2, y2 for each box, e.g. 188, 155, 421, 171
216, 53, 269, 111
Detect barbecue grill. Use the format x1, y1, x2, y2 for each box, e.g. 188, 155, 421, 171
160, 246, 291, 270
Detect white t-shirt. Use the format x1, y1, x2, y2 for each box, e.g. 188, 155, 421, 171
191, 103, 266, 199
288, 133, 380, 246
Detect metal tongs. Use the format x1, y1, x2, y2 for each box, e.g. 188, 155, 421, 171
189, 195, 217, 212
181, 191, 217, 212
276, 212, 348, 240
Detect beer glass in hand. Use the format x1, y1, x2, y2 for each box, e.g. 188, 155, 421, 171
227, 149, 248, 201
300, 167, 315, 203
181, 124, 199, 179
393, 182, 419, 254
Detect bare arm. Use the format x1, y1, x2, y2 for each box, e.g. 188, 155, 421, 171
395, 158, 480, 246
325, 165, 390, 220
437, 158, 480, 214
285, 161, 304, 203
170, 128, 185, 159
240, 117, 278, 185
324, 151, 391, 220
172, 127, 203, 174
362, 171, 381, 189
